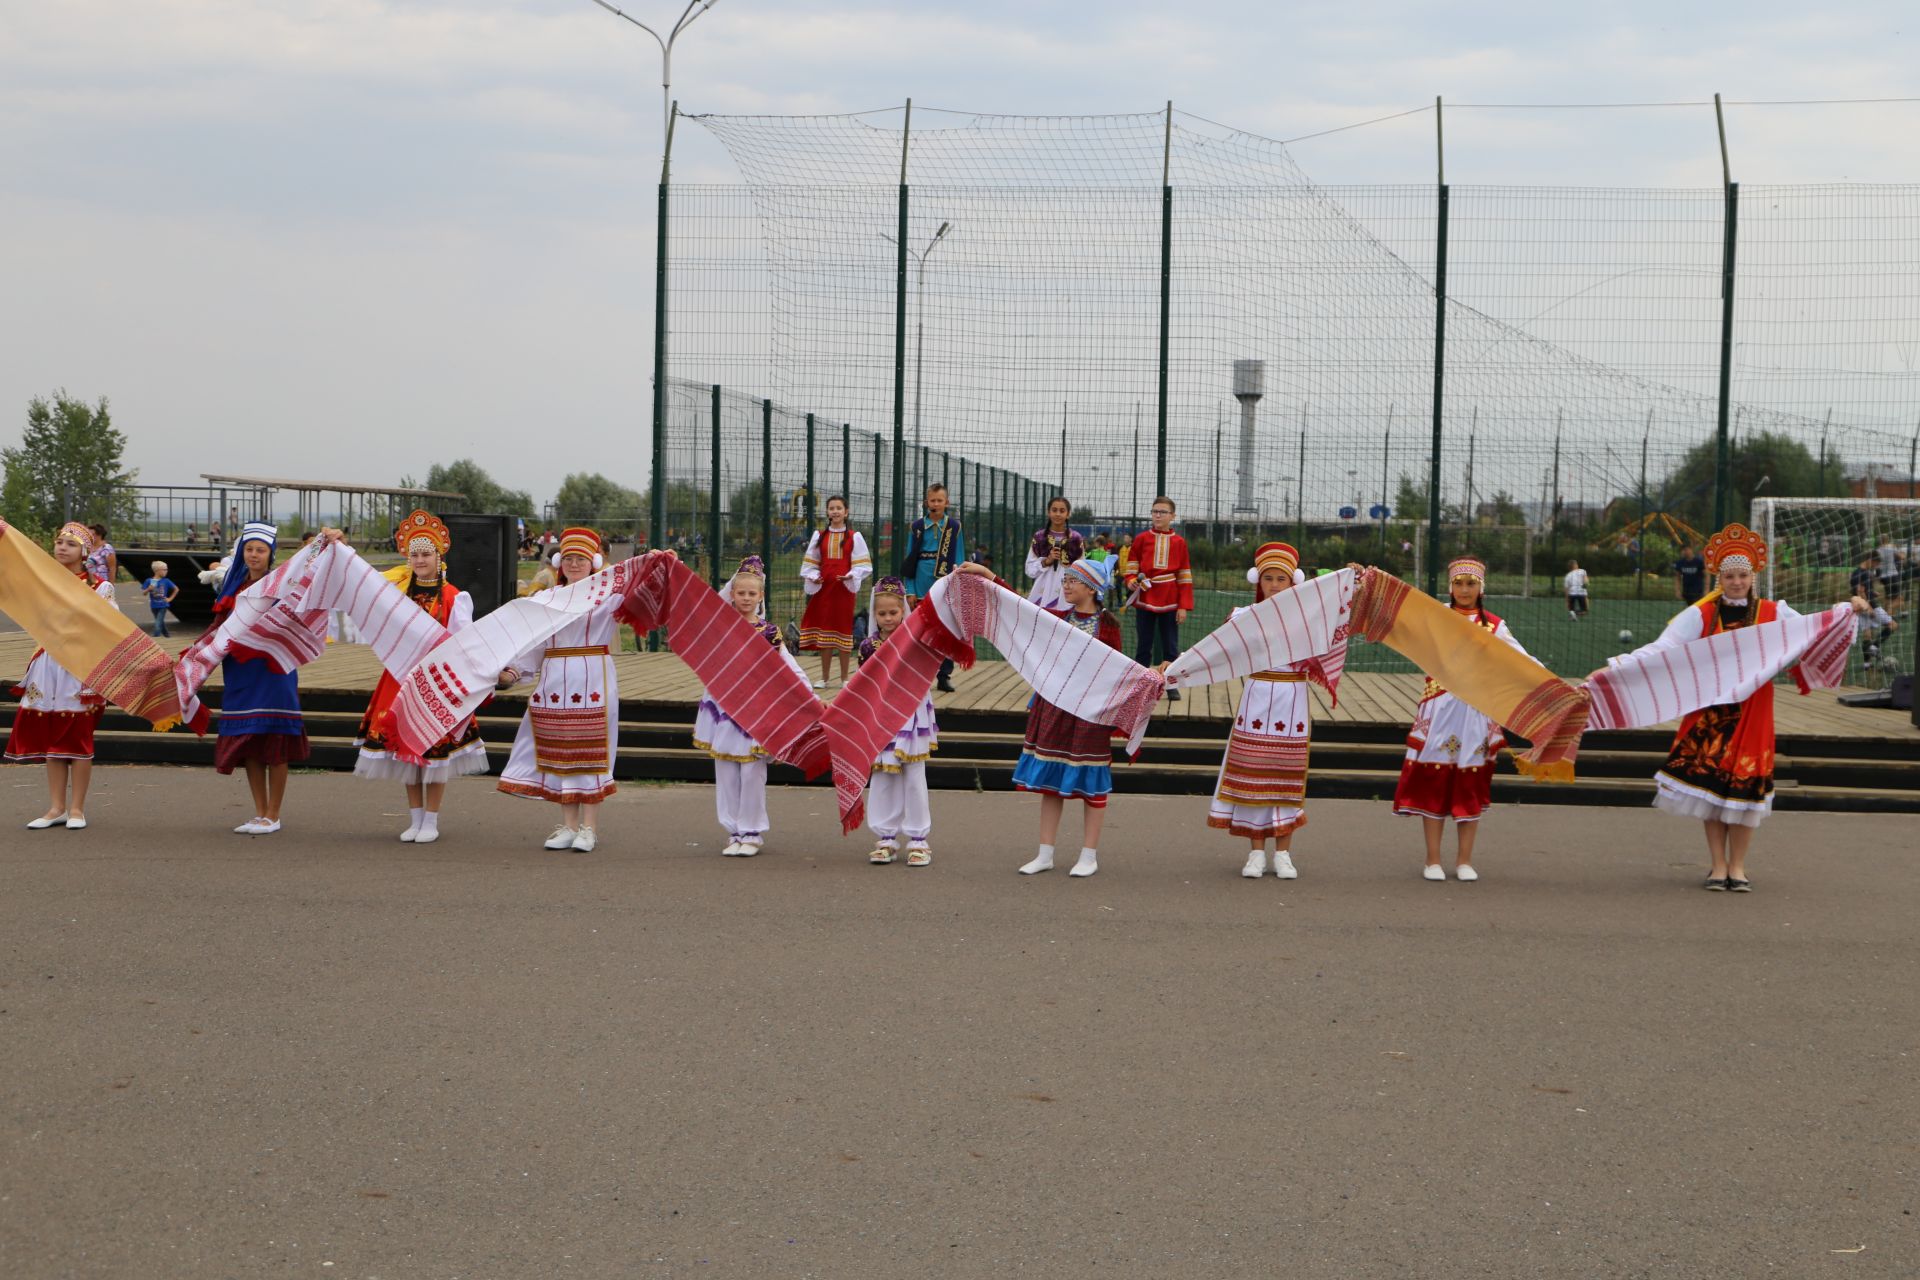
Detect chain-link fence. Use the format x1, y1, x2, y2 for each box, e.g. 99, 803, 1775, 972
642, 108, 1919, 676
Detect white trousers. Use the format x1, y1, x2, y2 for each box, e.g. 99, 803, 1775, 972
714, 759, 769, 841
867, 762, 931, 844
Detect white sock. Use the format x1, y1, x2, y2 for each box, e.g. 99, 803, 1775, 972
1069, 847, 1099, 877
408, 806, 425, 830
419, 810, 439, 836
1020, 843, 1055, 874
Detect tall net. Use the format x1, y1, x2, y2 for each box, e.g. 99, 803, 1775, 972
663, 106, 1920, 676
1754, 497, 1920, 685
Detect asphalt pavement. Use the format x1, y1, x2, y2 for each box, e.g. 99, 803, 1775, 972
3, 769, 1916, 1278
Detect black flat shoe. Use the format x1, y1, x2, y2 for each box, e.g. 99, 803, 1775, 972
1703, 877, 1729, 891
1728, 878, 1752, 893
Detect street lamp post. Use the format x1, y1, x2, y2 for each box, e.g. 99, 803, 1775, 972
591, 0, 720, 646
882, 223, 953, 467
589, 0, 719, 161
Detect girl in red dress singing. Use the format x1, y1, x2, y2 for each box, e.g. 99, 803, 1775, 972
797, 496, 871, 688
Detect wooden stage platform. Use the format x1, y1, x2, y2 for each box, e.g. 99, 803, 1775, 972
3, 633, 1913, 742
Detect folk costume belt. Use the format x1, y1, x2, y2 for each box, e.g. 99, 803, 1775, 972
543, 645, 610, 658
1250, 670, 1306, 683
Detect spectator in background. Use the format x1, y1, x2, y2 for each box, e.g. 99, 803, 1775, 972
1120, 497, 1194, 700
1673, 544, 1707, 604
142, 561, 179, 637
1564, 559, 1589, 621
1875, 538, 1903, 602
1850, 554, 1878, 608
185, 521, 199, 548
86, 525, 118, 584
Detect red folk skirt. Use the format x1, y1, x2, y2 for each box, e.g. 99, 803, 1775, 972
4, 708, 101, 764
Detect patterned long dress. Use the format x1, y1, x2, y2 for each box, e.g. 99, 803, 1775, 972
496, 592, 626, 804
353, 575, 488, 782
1010, 609, 1123, 805
1208, 607, 1336, 838
4, 574, 116, 764
1640, 597, 1797, 827
1391, 606, 1529, 822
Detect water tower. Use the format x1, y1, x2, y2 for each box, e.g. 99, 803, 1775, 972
1231, 359, 1264, 518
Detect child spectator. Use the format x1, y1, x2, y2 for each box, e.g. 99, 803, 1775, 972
142, 561, 179, 637
1564, 559, 1589, 621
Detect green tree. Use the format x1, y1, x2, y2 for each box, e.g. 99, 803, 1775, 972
1658, 430, 1846, 527
424, 459, 533, 516
554, 472, 644, 524
1, 391, 140, 538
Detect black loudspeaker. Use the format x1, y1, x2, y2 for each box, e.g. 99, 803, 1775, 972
1893, 673, 1912, 715
441, 514, 519, 620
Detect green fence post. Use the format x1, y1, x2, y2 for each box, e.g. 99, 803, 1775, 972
1427, 180, 1450, 598
649, 159, 671, 650
874, 432, 885, 568
761, 398, 774, 574
709, 385, 723, 590
891, 101, 911, 593
1714, 183, 1739, 528
805, 412, 816, 530
842, 422, 851, 511
1156, 101, 1173, 499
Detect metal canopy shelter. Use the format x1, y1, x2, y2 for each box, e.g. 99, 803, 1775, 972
199, 474, 465, 542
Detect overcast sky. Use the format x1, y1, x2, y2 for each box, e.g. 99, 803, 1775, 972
3, 1, 1914, 508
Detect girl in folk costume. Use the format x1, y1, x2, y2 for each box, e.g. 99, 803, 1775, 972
1024, 495, 1086, 612
495, 528, 623, 853
1621, 524, 1861, 891
209, 523, 311, 835
797, 496, 872, 688
1392, 556, 1533, 882
694, 556, 809, 856
995, 555, 1125, 878
858, 576, 937, 866
5, 523, 118, 830
353, 510, 488, 844
1211, 542, 1343, 880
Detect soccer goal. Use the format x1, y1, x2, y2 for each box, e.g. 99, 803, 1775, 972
1752, 497, 1920, 685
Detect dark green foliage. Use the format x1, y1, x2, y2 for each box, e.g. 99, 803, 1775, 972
2, 391, 140, 539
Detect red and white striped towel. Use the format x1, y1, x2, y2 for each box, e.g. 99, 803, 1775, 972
1586, 601, 1856, 731
818, 572, 1163, 832
386, 553, 830, 777
1162, 569, 1355, 698
174, 539, 448, 733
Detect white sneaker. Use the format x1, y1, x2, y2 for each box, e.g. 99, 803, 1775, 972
721, 841, 745, 856
810, 678, 825, 689
1018, 853, 1054, 875
1242, 850, 1268, 878
736, 841, 761, 857
1423, 864, 1446, 881
413, 828, 440, 845
544, 826, 577, 850
235, 818, 268, 834
400, 826, 420, 843
1455, 863, 1478, 882
1068, 852, 1099, 878
250, 819, 281, 835
1274, 851, 1298, 879
571, 828, 597, 853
